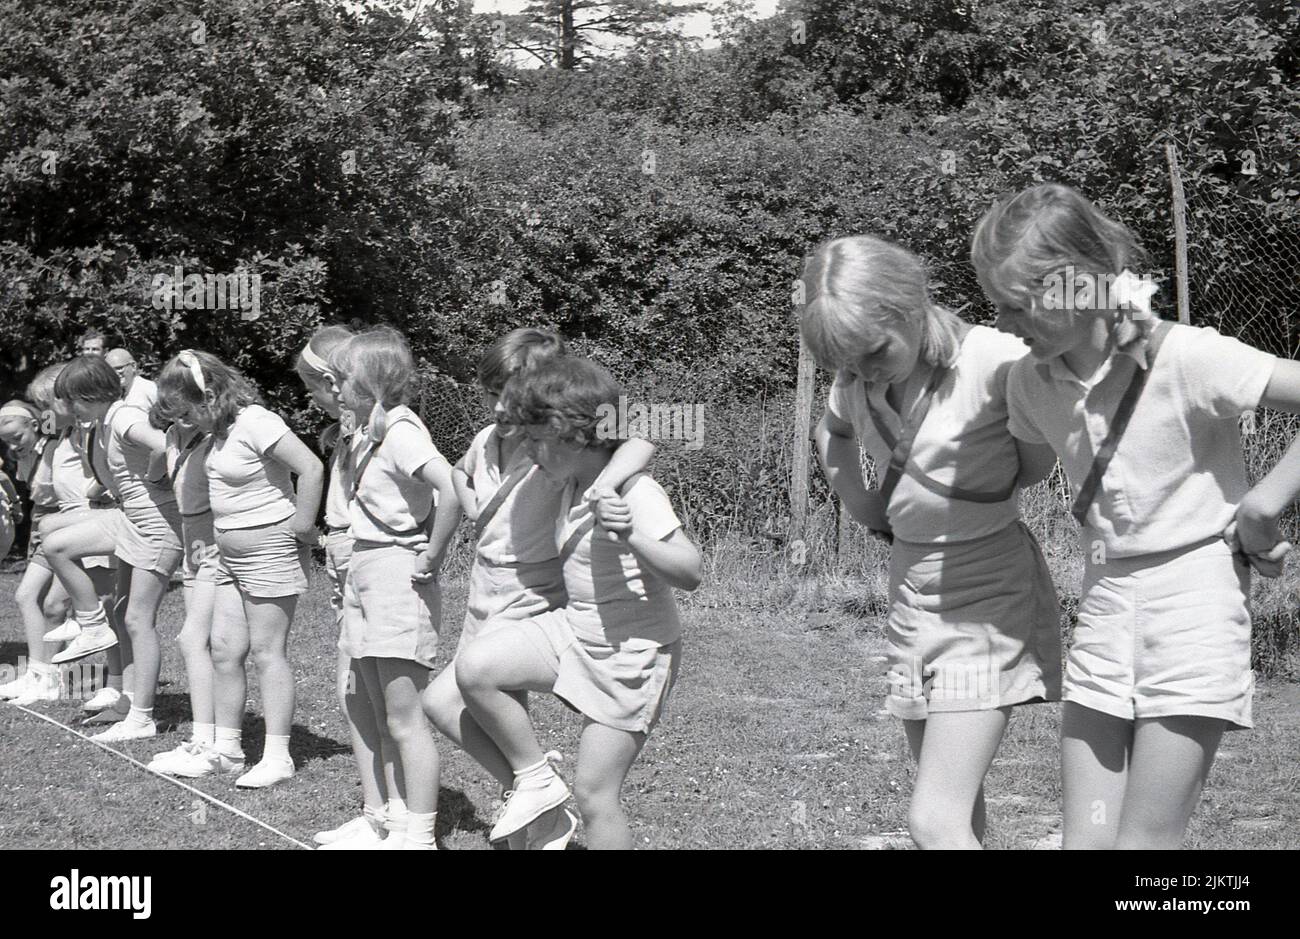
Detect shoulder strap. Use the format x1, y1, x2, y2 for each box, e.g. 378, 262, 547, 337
878, 364, 951, 507
169, 431, 209, 486
1070, 320, 1173, 526
474, 463, 533, 540
352, 412, 431, 538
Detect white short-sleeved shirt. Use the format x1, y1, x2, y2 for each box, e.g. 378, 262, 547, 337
206, 404, 295, 531
461, 423, 565, 565
1006, 323, 1276, 558
558, 474, 684, 646
50, 432, 95, 511
324, 423, 364, 532
827, 325, 1027, 543
99, 401, 176, 513
26, 437, 58, 511
124, 376, 158, 412
349, 406, 446, 547
166, 425, 212, 517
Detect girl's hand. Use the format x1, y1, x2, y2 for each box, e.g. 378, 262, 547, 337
591, 486, 633, 540
1222, 519, 1291, 578
411, 551, 441, 584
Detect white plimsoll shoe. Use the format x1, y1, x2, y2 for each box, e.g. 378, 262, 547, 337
164, 745, 245, 779
10, 673, 63, 707
0, 672, 34, 701
235, 756, 295, 789
43, 618, 80, 643
147, 740, 203, 773
526, 807, 578, 851
82, 686, 122, 712
489, 773, 571, 843
314, 815, 374, 846
51, 623, 118, 664
317, 822, 384, 850
91, 718, 157, 743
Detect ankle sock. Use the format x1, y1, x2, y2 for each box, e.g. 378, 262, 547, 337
262, 733, 291, 762
513, 757, 556, 790
215, 726, 243, 758
191, 722, 215, 746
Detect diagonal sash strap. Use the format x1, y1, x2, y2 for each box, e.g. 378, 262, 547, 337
1070, 320, 1173, 526
169, 431, 209, 486
474, 463, 532, 541
558, 515, 597, 561
877, 364, 952, 507
353, 412, 432, 539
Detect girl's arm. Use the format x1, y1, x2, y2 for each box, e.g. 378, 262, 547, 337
452, 463, 477, 522
814, 409, 889, 532
1014, 439, 1057, 488
123, 422, 168, 455
586, 438, 655, 496
412, 458, 462, 581
267, 433, 325, 541
626, 527, 703, 591
1234, 360, 1300, 558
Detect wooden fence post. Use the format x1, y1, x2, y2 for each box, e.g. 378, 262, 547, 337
1165, 142, 1192, 325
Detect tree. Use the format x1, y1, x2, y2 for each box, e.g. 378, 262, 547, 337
494, 0, 705, 70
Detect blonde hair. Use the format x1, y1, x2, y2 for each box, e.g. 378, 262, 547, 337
330, 326, 415, 411
27, 363, 67, 414
0, 400, 41, 440
297, 324, 354, 383
970, 183, 1152, 350
800, 235, 965, 371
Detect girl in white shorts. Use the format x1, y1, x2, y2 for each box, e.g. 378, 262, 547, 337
972, 183, 1300, 848
456, 356, 702, 850
146, 362, 223, 777
330, 325, 462, 850
153, 350, 323, 788
297, 326, 403, 848
421, 328, 652, 851
802, 235, 1062, 850
41, 356, 183, 743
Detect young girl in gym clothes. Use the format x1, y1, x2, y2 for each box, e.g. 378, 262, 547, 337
422, 328, 653, 850
153, 350, 323, 788
971, 182, 1299, 848
296, 326, 403, 848
330, 325, 461, 849
801, 235, 1062, 849
456, 356, 701, 850
40, 356, 183, 743
145, 352, 223, 776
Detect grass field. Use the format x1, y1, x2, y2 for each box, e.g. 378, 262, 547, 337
1, 533, 1298, 850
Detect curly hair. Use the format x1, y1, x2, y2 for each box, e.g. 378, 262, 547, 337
153, 349, 262, 434
498, 356, 622, 451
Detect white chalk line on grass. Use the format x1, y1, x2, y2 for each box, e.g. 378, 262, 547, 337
5, 702, 312, 850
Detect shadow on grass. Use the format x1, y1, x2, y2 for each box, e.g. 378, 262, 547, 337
0, 639, 27, 667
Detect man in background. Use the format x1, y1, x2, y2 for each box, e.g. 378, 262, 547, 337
105, 348, 158, 411
77, 328, 107, 357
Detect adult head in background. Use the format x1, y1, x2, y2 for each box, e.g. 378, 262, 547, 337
77, 329, 107, 357
105, 348, 158, 411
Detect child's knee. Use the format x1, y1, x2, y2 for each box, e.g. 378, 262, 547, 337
122, 610, 156, 639
384, 706, 426, 745
573, 774, 620, 820
454, 649, 492, 694
908, 802, 969, 850
209, 634, 247, 667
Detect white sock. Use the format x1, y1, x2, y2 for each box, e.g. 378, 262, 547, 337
513, 757, 556, 790
262, 733, 291, 762
363, 803, 387, 835
404, 811, 436, 848
191, 722, 215, 746
126, 706, 153, 728
215, 726, 243, 758
76, 605, 108, 629
385, 798, 408, 829
29, 661, 58, 681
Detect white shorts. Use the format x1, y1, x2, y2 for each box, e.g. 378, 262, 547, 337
342, 542, 439, 667
457, 555, 564, 656
1065, 537, 1254, 730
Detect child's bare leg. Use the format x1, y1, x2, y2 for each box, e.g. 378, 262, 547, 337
903, 708, 1010, 849
178, 579, 216, 726
120, 568, 169, 710
456, 625, 556, 770
1114, 715, 1224, 850
243, 594, 296, 737
1061, 702, 1131, 849
375, 658, 437, 816
573, 720, 646, 850
15, 565, 61, 665
341, 650, 388, 810
42, 521, 114, 614
210, 583, 251, 731
424, 662, 521, 787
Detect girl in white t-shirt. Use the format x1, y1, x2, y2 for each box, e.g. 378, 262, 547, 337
456, 356, 702, 850
328, 326, 461, 849
153, 350, 323, 789
296, 326, 403, 849
971, 183, 1300, 848
801, 235, 1062, 850
41, 356, 183, 742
